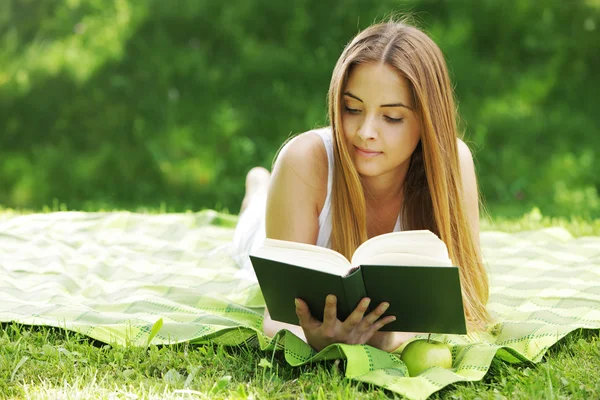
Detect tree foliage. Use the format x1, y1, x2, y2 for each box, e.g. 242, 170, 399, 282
1, 0, 598, 217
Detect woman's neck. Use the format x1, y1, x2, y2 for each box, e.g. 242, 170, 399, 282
362, 178, 404, 238
360, 165, 408, 205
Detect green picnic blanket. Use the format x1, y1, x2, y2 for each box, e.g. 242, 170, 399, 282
1, 210, 599, 400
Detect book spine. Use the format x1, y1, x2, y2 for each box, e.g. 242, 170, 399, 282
341, 268, 368, 320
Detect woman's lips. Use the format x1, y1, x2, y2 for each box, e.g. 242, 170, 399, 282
355, 146, 382, 158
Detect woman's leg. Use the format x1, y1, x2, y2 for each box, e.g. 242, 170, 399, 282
231, 167, 271, 277
240, 166, 271, 214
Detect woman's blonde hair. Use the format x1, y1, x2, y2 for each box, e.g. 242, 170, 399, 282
327, 19, 490, 330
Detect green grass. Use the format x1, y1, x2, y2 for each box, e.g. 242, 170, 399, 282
481, 207, 600, 237
1, 324, 599, 399
1, 206, 599, 399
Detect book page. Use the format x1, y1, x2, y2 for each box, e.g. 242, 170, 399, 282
251, 238, 351, 276
358, 253, 452, 267
351, 230, 452, 267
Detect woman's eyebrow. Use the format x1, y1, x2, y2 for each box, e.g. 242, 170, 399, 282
343, 91, 412, 110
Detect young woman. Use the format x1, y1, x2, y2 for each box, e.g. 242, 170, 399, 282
232, 19, 490, 352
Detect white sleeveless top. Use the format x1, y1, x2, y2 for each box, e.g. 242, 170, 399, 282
313, 127, 402, 248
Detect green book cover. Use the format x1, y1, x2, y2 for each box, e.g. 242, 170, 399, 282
249, 230, 468, 334
361, 264, 466, 333
249, 256, 366, 324
249, 258, 466, 334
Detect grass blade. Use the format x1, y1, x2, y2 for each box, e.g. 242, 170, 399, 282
146, 318, 163, 346
11, 356, 29, 382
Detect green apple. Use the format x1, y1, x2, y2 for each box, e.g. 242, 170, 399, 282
400, 339, 453, 376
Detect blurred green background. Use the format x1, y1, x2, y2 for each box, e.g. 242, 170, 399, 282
1, 0, 599, 218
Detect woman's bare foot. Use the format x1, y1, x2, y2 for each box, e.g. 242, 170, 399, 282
240, 166, 271, 213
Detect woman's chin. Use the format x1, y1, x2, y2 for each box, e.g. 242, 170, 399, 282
354, 164, 384, 178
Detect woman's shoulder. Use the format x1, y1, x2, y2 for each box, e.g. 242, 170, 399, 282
281, 127, 330, 156
270, 128, 329, 202
456, 138, 473, 160
274, 128, 330, 179
456, 138, 476, 178
265, 129, 331, 242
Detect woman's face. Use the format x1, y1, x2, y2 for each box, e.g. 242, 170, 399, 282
341, 62, 421, 180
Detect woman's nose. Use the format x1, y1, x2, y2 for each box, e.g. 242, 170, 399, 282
357, 117, 378, 141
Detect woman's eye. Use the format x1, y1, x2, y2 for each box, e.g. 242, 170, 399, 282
384, 116, 404, 124
344, 106, 361, 114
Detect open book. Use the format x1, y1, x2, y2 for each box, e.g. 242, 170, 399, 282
250, 230, 467, 334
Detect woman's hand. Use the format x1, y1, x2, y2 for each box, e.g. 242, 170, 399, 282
294, 294, 396, 352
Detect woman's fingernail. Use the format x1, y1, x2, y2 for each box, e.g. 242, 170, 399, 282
295, 298, 300, 308
381, 302, 390, 312
363, 298, 371, 307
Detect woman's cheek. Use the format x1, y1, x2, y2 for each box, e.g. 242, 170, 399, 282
341, 119, 354, 140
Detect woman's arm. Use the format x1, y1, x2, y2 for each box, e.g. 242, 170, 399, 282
262, 132, 327, 336
263, 307, 307, 340
265, 133, 326, 245
367, 331, 419, 352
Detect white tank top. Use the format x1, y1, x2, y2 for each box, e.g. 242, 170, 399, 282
313, 127, 403, 249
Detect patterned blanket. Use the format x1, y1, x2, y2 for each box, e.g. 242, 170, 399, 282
1, 210, 599, 400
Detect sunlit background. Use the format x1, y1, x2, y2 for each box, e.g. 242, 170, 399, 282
1, 0, 598, 218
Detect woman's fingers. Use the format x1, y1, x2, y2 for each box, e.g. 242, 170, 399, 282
321, 294, 338, 327
369, 315, 397, 334
368, 302, 390, 322
297, 296, 396, 347
343, 297, 371, 329
355, 302, 391, 334
295, 298, 318, 328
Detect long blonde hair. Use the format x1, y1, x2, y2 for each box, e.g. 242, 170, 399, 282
327, 20, 490, 330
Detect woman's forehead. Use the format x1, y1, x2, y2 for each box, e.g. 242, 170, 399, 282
344, 62, 413, 108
